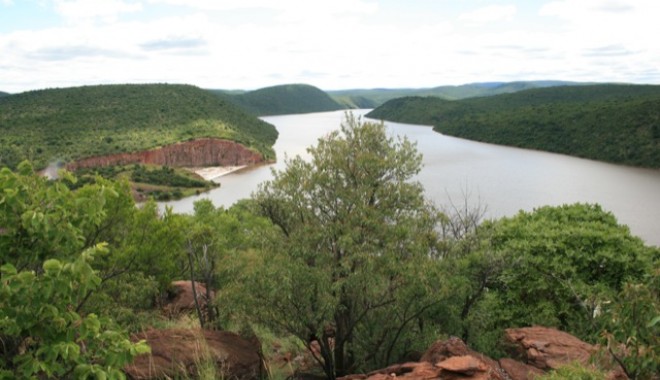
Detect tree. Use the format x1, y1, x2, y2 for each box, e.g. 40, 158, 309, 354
0, 163, 149, 378
460, 203, 657, 355
249, 114, 443, 378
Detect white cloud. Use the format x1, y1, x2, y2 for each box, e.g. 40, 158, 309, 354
147, 0, 377, 14
459, 4, 517, 24
54, 0, 142, 24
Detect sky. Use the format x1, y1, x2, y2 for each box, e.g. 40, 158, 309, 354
1, 0, 659, 93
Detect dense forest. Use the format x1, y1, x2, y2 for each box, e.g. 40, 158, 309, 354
0, 83, 279, 170
367, 84, 660, 168
329, 80, 580, 108
212, 84, 344, 116
1, 116, 657, 379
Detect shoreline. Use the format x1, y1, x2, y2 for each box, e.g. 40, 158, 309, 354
187, 165, 248, 182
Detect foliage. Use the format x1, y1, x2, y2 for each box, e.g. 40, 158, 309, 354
0, 84, 278, 170
329, 80, 579, 108
0, 246, 150, 379
0, 162, 115, 269
457, 204, 657, 356
215, 84, 344, 116
247, 114, 444, 378
536, 362, 607, 380
367, 84, 660, 168
601, 268, 660, 379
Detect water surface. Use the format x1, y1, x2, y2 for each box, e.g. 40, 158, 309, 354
160, 110, 660, 246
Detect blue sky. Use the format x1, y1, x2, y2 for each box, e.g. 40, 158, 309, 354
1, 0, 659, 93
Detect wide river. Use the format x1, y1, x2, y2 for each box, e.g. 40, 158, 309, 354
160, 110, 660, 247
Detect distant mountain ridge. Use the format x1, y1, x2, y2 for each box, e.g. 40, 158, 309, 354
211, 84, 344, 116
329, 80, 583, 108
0, 83, 278, 170
367, 84, 660, 168
0, 91, 9, 97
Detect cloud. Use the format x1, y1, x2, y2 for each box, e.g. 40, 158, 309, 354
583, 44, 636, 57
459, 4, 517, 24
27, 45, 132, 61
140, 37, 207, 52
147, 0, 377, 14
54, 0, 142, 23
1, 0, 14, 6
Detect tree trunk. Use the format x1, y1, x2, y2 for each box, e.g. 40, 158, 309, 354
187, 241, 205, 329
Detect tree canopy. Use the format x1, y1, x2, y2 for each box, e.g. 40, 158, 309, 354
245, 114, 444, 378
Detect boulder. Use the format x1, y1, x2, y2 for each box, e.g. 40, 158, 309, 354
504, 326, 597, 370
498, 358, 544, 380
163, 280, 214, 318
124, 328, 262, 379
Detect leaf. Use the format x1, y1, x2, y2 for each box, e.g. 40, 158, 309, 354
43, 259, 62, 273
1, 263, 17, 275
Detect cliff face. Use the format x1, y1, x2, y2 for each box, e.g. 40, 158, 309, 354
66, 138, 264, 171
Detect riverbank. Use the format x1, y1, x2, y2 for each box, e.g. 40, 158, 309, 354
189, 165, 248, 182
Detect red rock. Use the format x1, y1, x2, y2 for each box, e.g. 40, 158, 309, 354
437, 355, 487, 374
504, 326, 597, 370
124, 328, 262, 379
66, 138, 264, 171
162, 280, 214, 318
499, 358, 544, 380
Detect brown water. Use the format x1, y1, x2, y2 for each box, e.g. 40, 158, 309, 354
160, 110, 660, 246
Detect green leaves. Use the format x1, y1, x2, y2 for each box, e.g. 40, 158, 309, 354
1, 245, 147, 379
250, 114, 443, 377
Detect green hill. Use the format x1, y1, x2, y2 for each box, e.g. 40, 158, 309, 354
214, 84, 345, 116
367, 84, 660, 168
330, 80, 582, 108
0, 83, 278, 170
0, 91, 9, 97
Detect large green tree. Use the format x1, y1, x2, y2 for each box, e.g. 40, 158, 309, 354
248, 114, 443, 378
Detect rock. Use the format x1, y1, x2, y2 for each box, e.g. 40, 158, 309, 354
499, 358, 544, 380
163, 280, 214, 318
66, 138, 264, 171
504, 326, 597, 370
421, 337, 502, 374
124, 328, 262, 379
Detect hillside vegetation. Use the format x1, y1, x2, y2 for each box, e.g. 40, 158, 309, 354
0, 91, 9, 97
367, 84, 660, 168
212, 83, 344, 116
330, 80, 580, 108
0, 83, 278, 170
1, 116, 657, 379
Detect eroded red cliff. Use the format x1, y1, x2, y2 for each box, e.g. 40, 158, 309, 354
66, 138, 264, 171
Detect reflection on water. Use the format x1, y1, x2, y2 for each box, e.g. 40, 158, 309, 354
160, 110, 660, 246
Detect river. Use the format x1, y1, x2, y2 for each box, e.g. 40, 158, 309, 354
160, 110, 660, 246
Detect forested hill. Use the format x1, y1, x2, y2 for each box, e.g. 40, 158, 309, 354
329, 80, 580, 108
213, 84, 345, 116
0, 83, 278, 170
0, 91, 9, 97
367, 84, 660, 168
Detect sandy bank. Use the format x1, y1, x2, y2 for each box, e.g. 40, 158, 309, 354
189, 165, 247, 181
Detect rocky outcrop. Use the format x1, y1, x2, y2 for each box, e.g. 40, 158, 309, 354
337, 327, 625, 380
66, 138, 264, 171
124, 328, 262, 380
504, 326, 597, 370
498, 358, 544, 380
163, 280, 214, 318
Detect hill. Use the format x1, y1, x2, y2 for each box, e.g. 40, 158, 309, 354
0, 83, 278, 170
329, 80, 582, 108
367, 84, 660, 168
0, 91, 9, 97
214, 84, 345, 116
